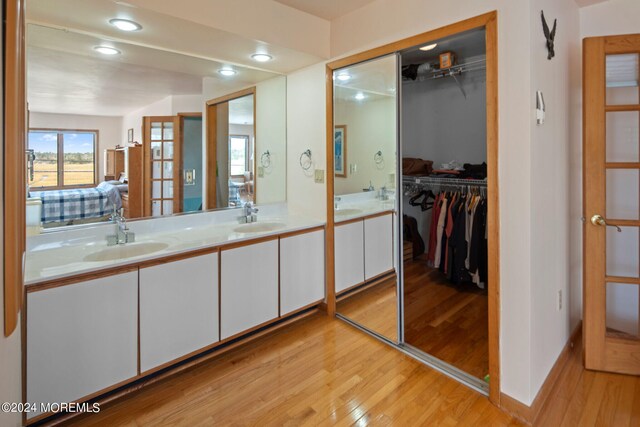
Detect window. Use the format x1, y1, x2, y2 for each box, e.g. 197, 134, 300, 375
28, 129, 97, 188
229, 135, 250, 176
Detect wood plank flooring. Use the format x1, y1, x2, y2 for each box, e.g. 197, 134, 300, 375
403, 261, 489, 380
337, 260, 489, 380
65, 313, 519, 426
536, 331, 640, 427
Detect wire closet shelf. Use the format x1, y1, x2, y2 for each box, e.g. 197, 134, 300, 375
402, 176, 487, 194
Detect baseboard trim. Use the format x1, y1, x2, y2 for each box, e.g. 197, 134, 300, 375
499, 321, 582, 426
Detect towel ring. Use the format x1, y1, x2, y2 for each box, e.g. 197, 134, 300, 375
299, 149, 312, 171
261, 151, 272, 168
374, 150, 384, 164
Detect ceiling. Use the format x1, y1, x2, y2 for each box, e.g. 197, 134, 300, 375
334, 55, 397, 102
27, 0, 317, 116
274, 0, 376, 21
27, 24, 278, 116
401, 28, 486, 65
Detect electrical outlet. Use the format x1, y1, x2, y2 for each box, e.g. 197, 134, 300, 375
314, 169, 325, 183
258, 166, 265, 178
557, 290, 562, 311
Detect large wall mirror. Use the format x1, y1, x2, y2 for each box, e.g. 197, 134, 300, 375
24, 0, 287, 232
333, 54, 400, 342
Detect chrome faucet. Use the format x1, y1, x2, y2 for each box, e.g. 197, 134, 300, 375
107, 208, 135, 246
239, 202, 259, 223
378, 186, 389, 201
334, 196, 342, 209
364, 181, 375, 192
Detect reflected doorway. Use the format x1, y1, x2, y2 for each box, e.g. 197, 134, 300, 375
206, 88, 256, 209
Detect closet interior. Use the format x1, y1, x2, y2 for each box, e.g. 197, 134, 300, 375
401, 28, 489, 382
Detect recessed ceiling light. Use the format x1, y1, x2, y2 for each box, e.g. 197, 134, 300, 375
109, 18, 142, 31
355, 92, 365, 100
218, 68, 237, 76
251, 53, 272, 62
94, 46, 121, 55
419, 43, 438, 51
336, 73, 351, 81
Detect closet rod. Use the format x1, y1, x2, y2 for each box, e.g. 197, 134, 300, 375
402, 176, 487, 188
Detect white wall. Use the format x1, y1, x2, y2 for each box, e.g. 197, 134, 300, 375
29, 112, 124, 181
286, 63, 327, 220
402, 62, 487, 167
255, 76, 287, 204
328, 0, 536, 404
1, 4, 23, 423
580, 0, 640, 37
529, 0, 581, 401
334, 97, 397, 195
122, 96, 172, 145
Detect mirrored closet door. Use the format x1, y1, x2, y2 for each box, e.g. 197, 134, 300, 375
333, 53, 400, 343
331, 26, 492, 394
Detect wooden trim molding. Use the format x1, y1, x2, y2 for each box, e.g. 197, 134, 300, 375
325, 10, 500, 403
499, 322, 583, 426
4, 0, 27, 337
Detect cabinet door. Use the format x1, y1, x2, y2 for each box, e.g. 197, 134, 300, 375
280, 230, 325, 315
335, 220, 365, 293
221, 240, 278, 339
27, 272, 138, 417
364, 213, 394, 280
139, 253, 218, 372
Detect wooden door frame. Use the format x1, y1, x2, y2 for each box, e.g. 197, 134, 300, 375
324, 11, 500, 404
4, 0, 26, 336
583, 33, 640, 375
205, 87, 257, 210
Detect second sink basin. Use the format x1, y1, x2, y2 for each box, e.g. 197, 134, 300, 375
335, 208, 363, 217
233, 222, 286, 234
83, 242, 169, 262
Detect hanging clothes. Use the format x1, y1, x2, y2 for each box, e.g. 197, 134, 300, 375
418, 187, 487, 289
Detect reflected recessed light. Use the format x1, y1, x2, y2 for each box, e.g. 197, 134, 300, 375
251, 53, 272, 62
419, 43, 438, 51
94, 46, 121, 55
109, 18, 142, 31
355, 92, 365, 100
218, 68, 237, 76
336, 73, 351, 81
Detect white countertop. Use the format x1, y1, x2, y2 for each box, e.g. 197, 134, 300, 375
334, 194, 396, 223
25, 210, 324, 286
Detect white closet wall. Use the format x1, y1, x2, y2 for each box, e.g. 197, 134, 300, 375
401, 57, 487, 167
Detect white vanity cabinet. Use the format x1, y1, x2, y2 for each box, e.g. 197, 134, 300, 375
364, 213, 394, 280
139, 252, 219, 373
220, 239, 279, 339
335, 220, 365, 293
27, 271, 138, 417
280, 229, 325, 315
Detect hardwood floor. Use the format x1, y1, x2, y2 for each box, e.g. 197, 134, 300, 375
65, 313, 519, 426
337, 275, 398, 341
536, 331, 640, 427
337, 260, 489, 380
403, 261, 489, 380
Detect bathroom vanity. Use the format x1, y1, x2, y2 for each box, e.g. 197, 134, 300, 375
24, 206, 325, 421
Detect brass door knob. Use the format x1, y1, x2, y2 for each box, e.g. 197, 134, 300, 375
591, 214, 622, 232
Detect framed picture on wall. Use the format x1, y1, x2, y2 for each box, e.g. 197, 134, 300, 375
334, 125, 347, 178
127, 128, 134, 143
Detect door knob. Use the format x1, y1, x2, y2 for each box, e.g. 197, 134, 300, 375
591, 214, 622, 232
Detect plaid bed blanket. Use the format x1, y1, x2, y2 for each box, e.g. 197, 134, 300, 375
32, 188, 113, 224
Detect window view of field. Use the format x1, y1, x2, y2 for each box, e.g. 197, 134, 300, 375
28, 131, 96, 188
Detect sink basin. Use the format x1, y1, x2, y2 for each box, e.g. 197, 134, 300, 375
335, 208, 363, 216
233, 222, 286, 234
83, 242, 169, 262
